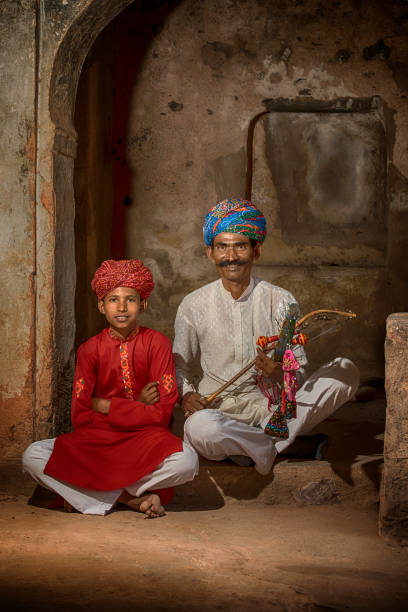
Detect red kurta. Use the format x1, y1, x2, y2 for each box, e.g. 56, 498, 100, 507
45, 327, 182, 496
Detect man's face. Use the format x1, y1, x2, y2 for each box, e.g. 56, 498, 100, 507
98, 286, 146, 338
207, 232, 261, 285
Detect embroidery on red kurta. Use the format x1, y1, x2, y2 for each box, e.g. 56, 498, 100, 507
76, 378, 85, 398
109, 327, 139, 341
119, 343, 134, 399
161, 374, 175, 393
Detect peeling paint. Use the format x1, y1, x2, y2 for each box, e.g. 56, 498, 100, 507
40, 179, 54, 215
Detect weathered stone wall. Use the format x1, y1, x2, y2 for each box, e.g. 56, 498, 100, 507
0, 0, 134, 456
73, 0, 408, 380
1, 0, 408, 457
380, 313, 408, 544
0, 1, 37, 456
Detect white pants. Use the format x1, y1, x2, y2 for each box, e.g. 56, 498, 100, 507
22, 439, 199, 515
184, 357, 360, 475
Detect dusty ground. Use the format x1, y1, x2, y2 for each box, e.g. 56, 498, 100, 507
1, 492, 408, 612
2, 393, 406, 611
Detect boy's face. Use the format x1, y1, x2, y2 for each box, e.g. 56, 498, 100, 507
98, 286, 146, 338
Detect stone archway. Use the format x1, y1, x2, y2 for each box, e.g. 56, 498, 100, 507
36, 0, 135, 437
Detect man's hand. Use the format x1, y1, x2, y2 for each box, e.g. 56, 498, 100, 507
138, 381, 160, 405
255, 348, 284, 383
92, 397, 111, 414
181, 392, 208, 418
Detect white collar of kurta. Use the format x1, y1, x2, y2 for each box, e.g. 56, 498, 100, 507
218, 275, 255, 303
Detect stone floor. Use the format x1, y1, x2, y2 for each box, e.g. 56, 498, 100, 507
172, 395, 386, 510
1, 391, 408, 612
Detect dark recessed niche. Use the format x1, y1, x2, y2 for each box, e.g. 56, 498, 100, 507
262, 97, 387, 250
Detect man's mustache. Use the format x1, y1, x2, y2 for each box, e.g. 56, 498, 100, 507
218, 259, 249, 267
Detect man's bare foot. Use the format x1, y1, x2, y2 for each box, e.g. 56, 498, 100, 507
117, 492, 165, 519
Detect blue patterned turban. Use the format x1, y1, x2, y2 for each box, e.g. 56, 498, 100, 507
203, 198, 267, 246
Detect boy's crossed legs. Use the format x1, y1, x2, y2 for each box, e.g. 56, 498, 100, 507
23, 439, 198, 517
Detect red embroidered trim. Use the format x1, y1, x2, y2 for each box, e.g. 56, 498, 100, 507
75, 378, 85, 398
161, 374, 175, 393
119, 343, 133, 399
109, 326, 139, 341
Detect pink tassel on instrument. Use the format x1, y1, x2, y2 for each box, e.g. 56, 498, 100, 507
264, 349, 300, 439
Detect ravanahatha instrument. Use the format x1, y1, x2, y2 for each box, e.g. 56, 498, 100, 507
205, 308, 356, 404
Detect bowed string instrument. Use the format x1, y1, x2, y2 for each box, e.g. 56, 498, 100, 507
204, 306, 357, 405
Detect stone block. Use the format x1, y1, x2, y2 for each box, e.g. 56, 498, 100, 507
384, 314, 408, 459
380, 313, 408, 544
380, 457, 408, 544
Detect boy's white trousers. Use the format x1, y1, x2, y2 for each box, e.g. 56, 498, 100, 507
22, 440, 199, 515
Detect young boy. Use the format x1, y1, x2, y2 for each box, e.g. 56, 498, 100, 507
23, 259, 198, 518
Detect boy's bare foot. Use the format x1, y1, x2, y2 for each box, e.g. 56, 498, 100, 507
138, 494, 166, 519
117, 491, 165, 519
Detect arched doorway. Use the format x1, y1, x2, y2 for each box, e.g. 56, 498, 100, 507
73, 1, 182, 352
46, 0, 136, 434
47, 0, 183, 435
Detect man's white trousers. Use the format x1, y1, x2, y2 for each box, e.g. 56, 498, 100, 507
184, 357, 360, 475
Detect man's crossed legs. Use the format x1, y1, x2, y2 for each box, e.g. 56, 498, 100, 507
184, 357, 360, 475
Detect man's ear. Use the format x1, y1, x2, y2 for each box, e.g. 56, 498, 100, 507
206, 245, 215, 263
141, 299, 148, 312
98, 299, 105, 315
253, 243, 261, 260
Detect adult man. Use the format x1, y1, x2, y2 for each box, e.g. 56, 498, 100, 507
173, 198, 359, 475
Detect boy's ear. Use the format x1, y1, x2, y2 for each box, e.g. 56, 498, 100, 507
98, 299, 105, 315
141, 299, 147, 312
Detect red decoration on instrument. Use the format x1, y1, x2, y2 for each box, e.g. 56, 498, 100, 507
292, 332, 308, 345
256, 333, 308, 349
256, 335, 278, 348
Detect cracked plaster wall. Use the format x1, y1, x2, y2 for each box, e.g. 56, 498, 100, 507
0, 1, 37, 456
75, 0, 408, 381
0, 0, 134, 456
1, 0, 408, 456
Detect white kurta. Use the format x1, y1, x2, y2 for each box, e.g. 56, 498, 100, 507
173, 276, 307, 426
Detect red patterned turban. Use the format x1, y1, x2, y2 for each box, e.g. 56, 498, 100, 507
91, 259, 154, 300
